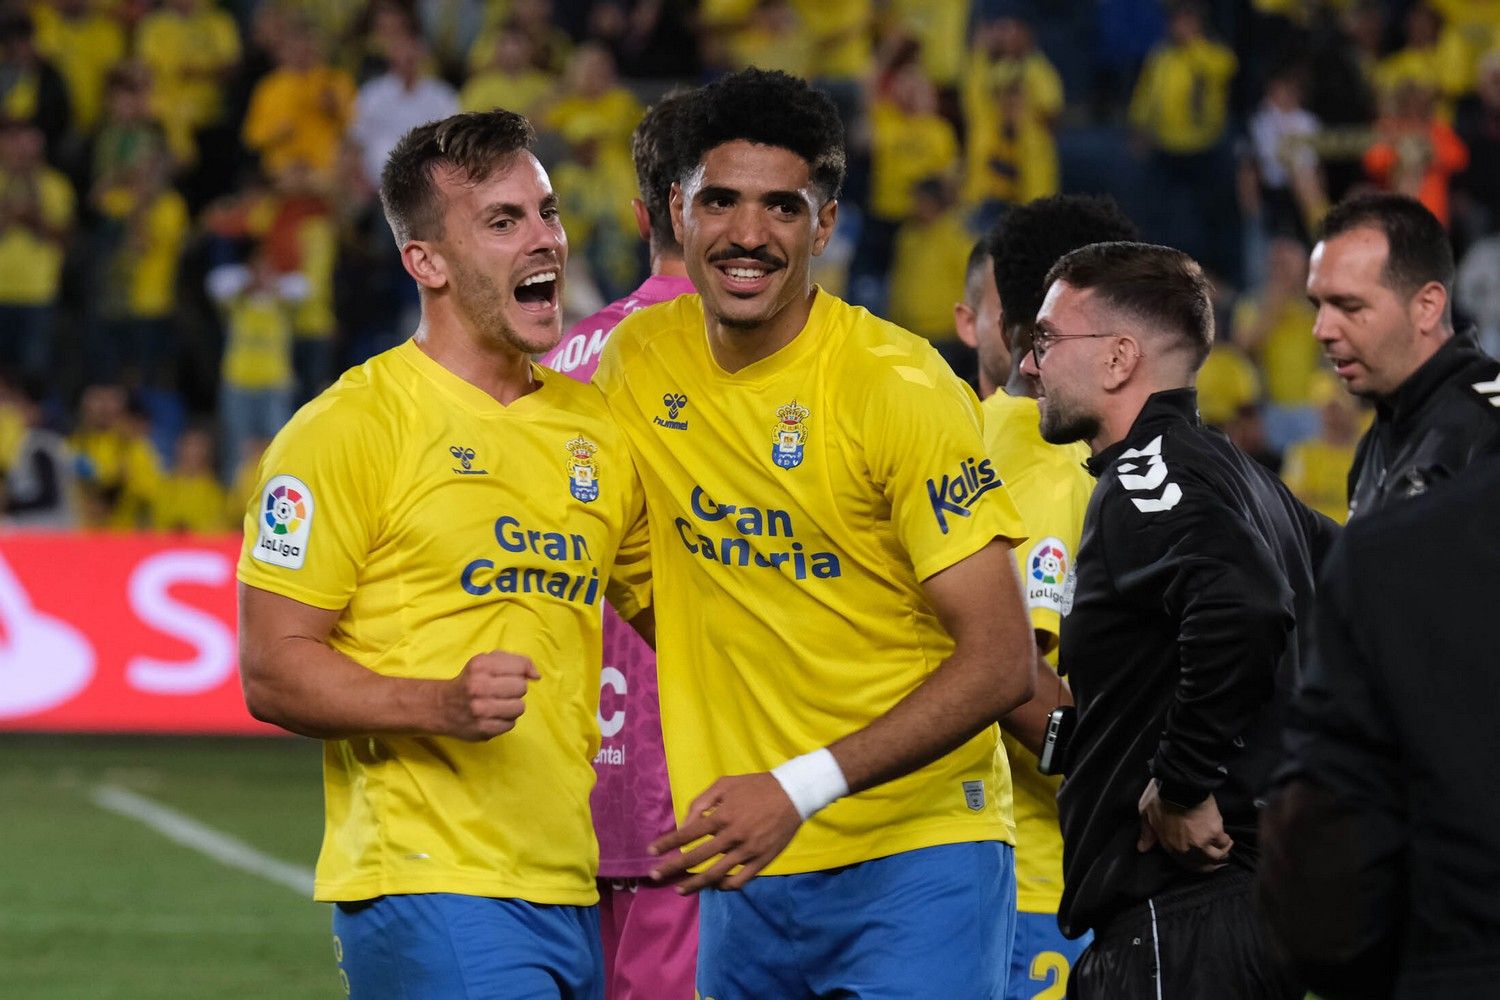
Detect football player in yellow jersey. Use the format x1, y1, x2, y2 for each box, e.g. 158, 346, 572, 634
594, 70, 1036, 999
954, 195, 1138, 1000
236, 111, 651, 1000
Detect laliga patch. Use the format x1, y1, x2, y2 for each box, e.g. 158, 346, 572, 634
1026, 536, 1070, 613
253, 475, 313, 569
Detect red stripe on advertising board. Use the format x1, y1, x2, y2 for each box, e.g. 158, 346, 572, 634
0, 533, 282, 734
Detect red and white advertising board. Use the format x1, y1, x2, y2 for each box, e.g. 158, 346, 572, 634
0, 534, 278, 734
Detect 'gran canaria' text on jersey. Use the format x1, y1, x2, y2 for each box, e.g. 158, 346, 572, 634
675, 486, 842, 580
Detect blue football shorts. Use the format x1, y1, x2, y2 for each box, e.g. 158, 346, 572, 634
332, 892, 603, 1000
696, 840, 1017, 999
1007, 909, 1091, 1000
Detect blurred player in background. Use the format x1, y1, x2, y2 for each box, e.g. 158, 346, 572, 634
539, 91, 698, 1000
236, 110, 650, 1000
954, 193, 1137, 1000
595, 69, 1036, 999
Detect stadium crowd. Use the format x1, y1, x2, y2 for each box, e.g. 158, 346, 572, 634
5, 0, 1500, 531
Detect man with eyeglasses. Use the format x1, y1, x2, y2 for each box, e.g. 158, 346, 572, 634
1016, 242, 1337, 999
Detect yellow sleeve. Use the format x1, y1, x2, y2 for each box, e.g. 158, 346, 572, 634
863, 361, 1027, 581
1009, 466, 1090, 654
241, 76, 281, 149
1030, 57, 1065, 119
604, 453, 652, 621
43, 173, 75, 229
236, 398, 394, 611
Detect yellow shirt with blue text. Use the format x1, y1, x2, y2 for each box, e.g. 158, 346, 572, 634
236, 340, 650, 905
982, 391, 1093, 913
595, 289, 1027, 875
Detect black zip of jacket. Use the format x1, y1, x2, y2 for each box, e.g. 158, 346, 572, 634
1055, 388, 1338, 939
1348, 331, 1500, 518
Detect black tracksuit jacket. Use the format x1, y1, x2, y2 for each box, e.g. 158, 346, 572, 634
1055, 389, 1338, 939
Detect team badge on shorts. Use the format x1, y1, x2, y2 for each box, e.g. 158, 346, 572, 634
566, 435, 600, 503
252, 474, 313, 569
772, 400, 809, 469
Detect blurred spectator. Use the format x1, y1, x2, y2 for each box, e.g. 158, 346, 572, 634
206, 250, 307, 480
242, 17, 355, 181
964, 15, 1064, 132
0, 11, 72, 161
459, 19, 556, 117
550, 118, 640, 304
92, 146, 189, 385
1244, 67, 1325, 245
1453, 50, 1500, 241
135, 0, 242, 168
32, 0, 127, 138
1232, 237, 1324, 446
1373, 4, 1459, 119
728, 0, 812, 79
1129, 1, 1238, 276
70, 383, 162, 529
1456, 229, 1500, 358
1363, 81, 1469, 227
152, 424, 227, 533
0, 377, 76, 530
351, 0, 422, 80
329, 138, 403, 366
1280, 372, 1365, 523
543, 43, 642, 173
883, 0, 969, 106
1196, 342, 1263, 428
1130, 3, 1237, 158
851, 60, 956, 311
789, 0, 872, 138
0, 118, 75, 382
468, 0, 570, 77
885, 175, 971, 378
1430, 0, 1500, 100
963, 78, 1059, 232
90, 63, 172, 195
348, 29, 458, 191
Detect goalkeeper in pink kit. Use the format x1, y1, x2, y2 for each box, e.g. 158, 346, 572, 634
540, 93, 698, 1000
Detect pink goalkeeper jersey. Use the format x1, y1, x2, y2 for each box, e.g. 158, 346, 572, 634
542, 274, 693, 877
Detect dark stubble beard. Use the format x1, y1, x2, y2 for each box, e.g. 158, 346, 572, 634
451, 254, 558, 356
1038, 391, 1100, 445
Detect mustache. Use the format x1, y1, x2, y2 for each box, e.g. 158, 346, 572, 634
708, 245, 785, 268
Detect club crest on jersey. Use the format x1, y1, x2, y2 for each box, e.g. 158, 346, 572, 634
772, 400, 809, 469
565, 435, 600, 503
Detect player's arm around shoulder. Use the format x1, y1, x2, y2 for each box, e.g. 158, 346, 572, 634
236, 395, 539, 742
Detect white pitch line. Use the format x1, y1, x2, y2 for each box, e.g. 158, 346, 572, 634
90, 784, 315, 897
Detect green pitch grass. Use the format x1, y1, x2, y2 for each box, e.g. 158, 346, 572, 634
0, 734, 337, 999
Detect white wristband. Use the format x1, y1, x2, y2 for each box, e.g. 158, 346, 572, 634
771, 748, 849, 821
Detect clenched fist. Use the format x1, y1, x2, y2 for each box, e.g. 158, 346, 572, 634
438, 651, 541, 740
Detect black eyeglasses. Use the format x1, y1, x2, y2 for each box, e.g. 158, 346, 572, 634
1029, 332, 1117, 363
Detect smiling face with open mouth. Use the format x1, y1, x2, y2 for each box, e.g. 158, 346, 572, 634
674, 140, 837, 353
434, 150, 568, 357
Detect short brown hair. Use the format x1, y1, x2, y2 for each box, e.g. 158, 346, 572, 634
1045, 241, 1214, 367
380, 110, 537, 244
631, 91, 693, 255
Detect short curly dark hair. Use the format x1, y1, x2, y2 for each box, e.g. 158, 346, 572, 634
632, 90, 693, 255
988, 194, 1138, 350
380, 110, 537, 244
675, 69, 846, 201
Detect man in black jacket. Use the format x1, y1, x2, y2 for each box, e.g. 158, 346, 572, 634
1017, 242, 1337, 999
1258, 453, 1500, 999
1307, 193, 1500, 518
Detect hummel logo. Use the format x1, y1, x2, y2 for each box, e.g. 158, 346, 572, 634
654, 392, 689, 430
449, 445, 488, 475
1472, 374, 1500, 407
1117, 435, 1181, 512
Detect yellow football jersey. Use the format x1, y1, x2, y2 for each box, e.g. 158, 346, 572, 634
237, 340, 650, 905
596, 290, 1027, 875
981, 392, 1093, 914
